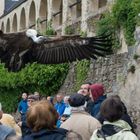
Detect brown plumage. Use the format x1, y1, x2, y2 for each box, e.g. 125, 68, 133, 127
0, 29, 113, 72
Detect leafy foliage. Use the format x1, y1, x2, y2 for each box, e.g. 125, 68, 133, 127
96, 0, 140, 46
0, 63, 69, 112
112, 0, 136, 45
45, 20, 56, 35
131, 0, 140, 25
64, 26, 75, 35
96, 12, 120, 51
74, 60, 90, 91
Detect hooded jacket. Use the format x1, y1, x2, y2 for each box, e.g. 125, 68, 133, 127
90, 120, 138, 140
90, 84, 106, 117
23, 128, 68, 140
61, 107, 101, 140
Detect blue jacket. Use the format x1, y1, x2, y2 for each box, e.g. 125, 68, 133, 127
23, 128, 68, 140
0, 124, 16, 140
18, 100, 28, 114
54, 101, 66, 116
21, 113, 32, 137
91, 95, 106, 117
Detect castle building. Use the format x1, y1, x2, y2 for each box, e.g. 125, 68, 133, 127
0, 0, 112, 35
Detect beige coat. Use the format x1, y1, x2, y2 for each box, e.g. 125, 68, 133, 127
60, 110, 101, 140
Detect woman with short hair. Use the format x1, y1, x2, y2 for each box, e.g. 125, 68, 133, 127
90, 97, 138, 140
23, 100, 68, 140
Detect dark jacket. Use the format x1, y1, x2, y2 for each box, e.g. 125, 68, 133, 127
23, 128, 68, 140
91, 95, 106, 117
21, 113, 32, 137
96, 101, 135, 132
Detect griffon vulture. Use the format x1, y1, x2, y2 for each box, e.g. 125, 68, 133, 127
0, 29, 112, 72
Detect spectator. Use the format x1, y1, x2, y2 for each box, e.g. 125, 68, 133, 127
0, 103, 16, 140
96, 95, 135, 132
63, 96, 71, 116
34, 91, 40, 101
90, 97, 139, 140
18, 93, 28, 115
61, 93, 101, 140
80, 83, 91, 101
47, 96, 54, 105
79, 83, 93, 114
54, 93, 66, 117
89, 83, 106, 117
0, 113, 21, 136
18, 95, 38, 137
23, 100, 68, 140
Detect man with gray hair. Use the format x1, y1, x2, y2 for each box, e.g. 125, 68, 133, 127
0, 103, 16, 140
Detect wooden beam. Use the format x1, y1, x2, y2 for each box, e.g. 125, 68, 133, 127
53, 11, 62, 17
69, 0, 81, 8
40, 19, 47, 23
29, 24, 35, 28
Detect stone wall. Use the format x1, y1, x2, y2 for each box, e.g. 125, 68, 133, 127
59, 51, 140, 138
60, 53, 129, 95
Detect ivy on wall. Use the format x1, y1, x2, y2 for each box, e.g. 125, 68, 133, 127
74, 60, 90, 91
0, 63, 69, 113
96, 0, 140, 46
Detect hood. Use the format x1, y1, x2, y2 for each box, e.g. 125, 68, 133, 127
94, 95, 106, 104
31, 128, 68, 137
104, 120, 132, 130
90, 84, 105, 101
96, 120, 132, 138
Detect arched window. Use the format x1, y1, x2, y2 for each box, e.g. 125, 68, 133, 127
20, 8, 26, 31
52, 0, 63, 29
6, 18, 10, 32
39, 0, 48, 33
12, 13, 17, 32
69, 0, 81, 21
1, 22, 4, 32
29, 1, 36, 29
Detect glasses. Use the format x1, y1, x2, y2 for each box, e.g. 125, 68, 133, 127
27, 99, 34, 102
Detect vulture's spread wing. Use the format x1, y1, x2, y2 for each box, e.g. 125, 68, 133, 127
31, 35, 112, 64
0, 29, 113, 72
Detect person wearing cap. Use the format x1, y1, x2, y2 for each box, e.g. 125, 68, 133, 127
60, 93, 101, 140
0, 103, 17, 140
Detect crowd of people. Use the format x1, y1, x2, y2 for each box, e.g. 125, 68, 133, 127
0, 83, 139, 140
